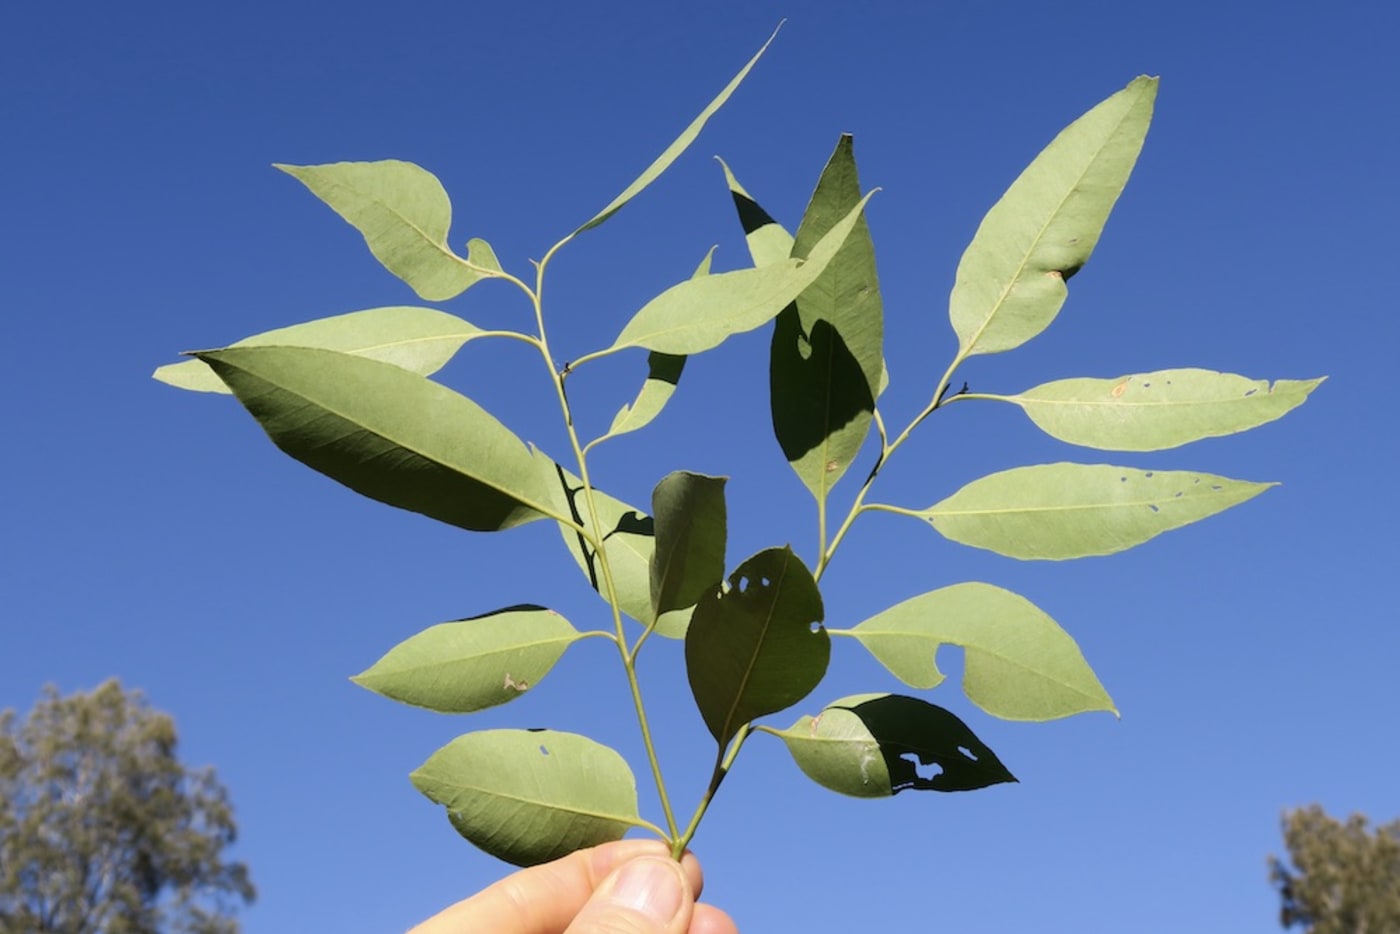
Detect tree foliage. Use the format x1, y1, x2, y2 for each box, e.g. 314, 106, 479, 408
0, 681, 254, 934
1270, 804, 1400, 933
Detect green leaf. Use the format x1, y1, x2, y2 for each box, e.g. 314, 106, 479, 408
153, 306, 486, 394
718, 157, 794, 266
608, 193, 876, 356
949, 77, 1157, 357
549, 466, 692, 639
912, 463, 1273, 560
771, 693, 1016, 797
845, 583, 1115, 720
197, 346, 567, 532
650, 472, 727, 619
1004, 369, 1326, 451
593, 248, 711, 447
571, 26, 781, 237
685, 547, 829, 746
411, 729, 648, 867
351, 606, 583, 714
276, 160, 496, 301
772, 134, 883, 501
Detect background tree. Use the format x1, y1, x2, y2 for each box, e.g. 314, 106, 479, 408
0, 681, 254, 934
1270, 804, 1400, 933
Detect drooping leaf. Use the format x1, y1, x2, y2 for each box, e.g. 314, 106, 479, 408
594, 249, 711, 447
949, 77, 1157, 357
548, 465, 692, 639
771, 693, 1016, 797
1003, 369, 1326, 451
154, 306, 486, 394
771, 134, 883, 501
570, 26, 781, 237
608, 193, 876, 356
276, 160, 496, 301
650, 472, 727, 619
845, 582, 1115, 720
912, 463, 1273, 560
685, 547, 829, 746
351, 606, 583, 714
197, 346, 568, 532
411, 729, 648, 867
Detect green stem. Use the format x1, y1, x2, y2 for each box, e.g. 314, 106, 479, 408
814, 351, 968, 582
673, 725, 752, 859
530, 251, 681, 843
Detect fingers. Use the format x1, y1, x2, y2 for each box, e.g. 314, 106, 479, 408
562, 854, 694, 933
409, 840, 706, 934
692, 904, 740, 934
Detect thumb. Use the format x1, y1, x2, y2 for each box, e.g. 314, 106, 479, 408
563, 854, 694, 934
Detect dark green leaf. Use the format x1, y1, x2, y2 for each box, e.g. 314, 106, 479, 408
950, 77, 1157, 357
276, 161, 497, 301
1006, 369, 1326, 451
197, 346, 568, 532
548, 465, 691, 638
411, 729, 648, 867
772, 134, 883, 500
154, 306, 486, 394
772, 693, 1017, 796
914, 463, 1273, 559
650, 472, 727, 619
846, 583, 1115, 720
351, 606, 583, 713
685, 547, 828, 745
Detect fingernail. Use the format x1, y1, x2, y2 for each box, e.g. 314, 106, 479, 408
606, 856, 686, 923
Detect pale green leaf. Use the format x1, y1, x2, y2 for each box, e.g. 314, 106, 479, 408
772, 134, 883, 501
685, 547, 828, 745
913, 463, 1273, 560
153, 306, 485, 394
650, 472, 727, 619
276, 160, 496, 301
197, 346, 567, 532
411, 729, 647, 867
1005, 369, 1326, 451
771, 693, 1016, 797
608, 193, 876, 355
718, 157, 794, 266
594, 249, 712, 446
549, 466, 692, 639
351, 606, 582, 714
950, 77, 1157, 357
845, 582, 1115, 720
572, 26, 781, 236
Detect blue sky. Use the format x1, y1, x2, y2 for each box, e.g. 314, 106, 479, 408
3, 2, 1396, 931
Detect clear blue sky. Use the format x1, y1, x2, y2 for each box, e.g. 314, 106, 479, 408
3, 2, 1395, 931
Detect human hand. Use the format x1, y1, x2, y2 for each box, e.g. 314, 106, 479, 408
408, 839, 738, 934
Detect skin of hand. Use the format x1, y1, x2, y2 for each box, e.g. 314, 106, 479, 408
408, 839, 739, 934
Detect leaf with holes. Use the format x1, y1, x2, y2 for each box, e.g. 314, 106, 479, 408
549, 465, 692, 638
411, 729, 649, 867
651, 472, 727, 620
1003, 369, 1326, 451
770, 693, 1017, 796
197, 346, 568, 532
608, 193, 875, 356
949, 77, 1156, 357
351, 606, 584, 714
845, 582, 1114, 720
571, 27, 780, 237
909, 463, 1273, 560
277, 161, 499, 301
685, 547, 829, 746
154, 306, 489, 394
